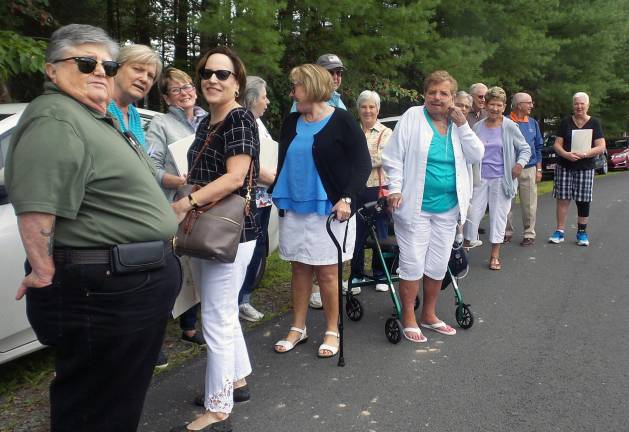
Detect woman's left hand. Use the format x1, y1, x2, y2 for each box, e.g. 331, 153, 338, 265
332, 200, 351, 221
171, 199, 190, 223
512, 163, 523, 179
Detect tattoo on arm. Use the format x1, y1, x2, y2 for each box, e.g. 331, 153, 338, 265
40, 220, 56, 256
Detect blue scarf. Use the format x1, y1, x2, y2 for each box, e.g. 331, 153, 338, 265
107, 101, 147, 151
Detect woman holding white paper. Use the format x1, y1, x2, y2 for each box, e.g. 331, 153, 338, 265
146, 67, 207, 201
548, 92, 606, 247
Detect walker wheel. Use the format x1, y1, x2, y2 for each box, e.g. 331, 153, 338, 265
346, 297, 363, 321
414, 296, 420, 310
456, 304, 474, 329
385, 318, 402, 344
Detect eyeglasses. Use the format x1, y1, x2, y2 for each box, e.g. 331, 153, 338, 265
329, 69, 344, 77
475, 94, 486, 100
199, 69, 234, 81
290, 82, 301, 93
168, 83, 195, 95
52, 57, 120, 77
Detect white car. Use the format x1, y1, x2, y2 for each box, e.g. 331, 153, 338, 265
0, 104, 278, 364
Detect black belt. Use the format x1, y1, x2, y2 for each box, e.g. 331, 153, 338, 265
54, 240, 174, 265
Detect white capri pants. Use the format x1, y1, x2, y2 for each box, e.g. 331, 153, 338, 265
191, 240, 256, 413
394, 206, 459, 281
464, 177, 512, 244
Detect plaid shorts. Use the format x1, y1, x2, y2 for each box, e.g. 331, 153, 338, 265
552, 165, 594, 201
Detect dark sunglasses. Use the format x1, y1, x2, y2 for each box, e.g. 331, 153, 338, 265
199, 69, 234, 81
329, 69, 344, 77
168, 83, 195, 95
53, 56, 120, 77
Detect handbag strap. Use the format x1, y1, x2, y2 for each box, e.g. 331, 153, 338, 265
186, 121, 223, 183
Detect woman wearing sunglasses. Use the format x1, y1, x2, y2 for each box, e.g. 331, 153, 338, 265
107, 44, 162, 152
270, 64, 371, 359
170, 47, 259, 432
6, 24, 181, 431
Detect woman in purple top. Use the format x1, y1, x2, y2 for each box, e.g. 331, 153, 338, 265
464, 87, 530, 270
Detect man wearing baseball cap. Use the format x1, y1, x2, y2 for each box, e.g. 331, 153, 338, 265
291, 53, 347, 112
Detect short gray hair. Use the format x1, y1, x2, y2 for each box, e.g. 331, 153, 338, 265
46, 24, 119, 63
469, 83, 487, 96
511, 92, 531, 110
244, 76, 267, 111
117, 44, 162, 79
573, 91, 590, 105
356, 90, 381, 110
455, 90, 472, 106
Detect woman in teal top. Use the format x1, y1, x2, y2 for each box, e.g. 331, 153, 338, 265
107, 44, 162, 151
382, 70, 485, 343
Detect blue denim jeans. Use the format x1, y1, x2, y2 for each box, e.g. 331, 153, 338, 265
238, 205, 271, 304
25, 252, 181, 432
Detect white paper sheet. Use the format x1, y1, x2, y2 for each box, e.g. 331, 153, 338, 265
571, 129, 593, 153
171, 256, 200, 318
167, 134, 195, 175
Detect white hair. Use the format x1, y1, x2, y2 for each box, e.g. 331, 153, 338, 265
455, 90, 472, 106
356, 90, 381, 110
469, 83, 487, 95
244, 76, 267, 111
573, 92, 590, 105
46, 24, 118, 63
511, 92, 531, 110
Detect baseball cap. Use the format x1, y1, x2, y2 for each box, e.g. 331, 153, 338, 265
316, 53, 345, 71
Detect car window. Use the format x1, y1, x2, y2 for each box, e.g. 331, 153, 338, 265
0, 129, 10, 204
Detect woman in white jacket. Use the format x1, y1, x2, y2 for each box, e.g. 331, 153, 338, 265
382, 70, 484, 342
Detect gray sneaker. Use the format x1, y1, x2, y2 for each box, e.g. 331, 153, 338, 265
239, 303, 264, 322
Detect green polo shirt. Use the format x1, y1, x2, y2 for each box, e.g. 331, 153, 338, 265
5, 83, 178, 247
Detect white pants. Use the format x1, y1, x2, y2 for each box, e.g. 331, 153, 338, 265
464, 177, 512, 244
394, 206, 459, 281
191, 240, 256, 413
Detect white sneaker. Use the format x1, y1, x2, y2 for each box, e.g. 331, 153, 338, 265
309, 291, 323, 309
465, 239, 483, 249
342, 279, 362, 295
375, 283, 389, 292
239, 303, 264, 322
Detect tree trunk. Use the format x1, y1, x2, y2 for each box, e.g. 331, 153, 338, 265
174, 0, 189, 69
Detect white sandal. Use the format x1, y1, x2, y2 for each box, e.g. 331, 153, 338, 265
274, 326, 308, 353
317, 331, 340, 358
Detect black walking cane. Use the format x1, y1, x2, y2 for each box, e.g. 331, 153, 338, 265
326, 213, 347, 367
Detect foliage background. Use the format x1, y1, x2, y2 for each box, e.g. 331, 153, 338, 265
1, 0, 628, 136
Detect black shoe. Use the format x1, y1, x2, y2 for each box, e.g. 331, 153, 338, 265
194, 385, 250, 407
155, 351, 168, 369
478, 227, 486, 234
181, 331, 206, 346
170, 417, 232, 432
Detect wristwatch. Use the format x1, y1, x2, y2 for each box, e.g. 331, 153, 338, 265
341, 197, 352, 205
536, 169, 542, 173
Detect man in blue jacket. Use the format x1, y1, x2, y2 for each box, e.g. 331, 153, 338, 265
505, 92, 544, 246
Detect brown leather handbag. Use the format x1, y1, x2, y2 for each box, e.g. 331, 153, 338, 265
174, 124, 254, 263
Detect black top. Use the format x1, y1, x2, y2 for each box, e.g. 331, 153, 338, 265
188, 107, 259, 242
269, 108, 371, 214
556, 116, 604, 171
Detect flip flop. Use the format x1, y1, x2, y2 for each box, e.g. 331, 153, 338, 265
317, 331, 340, 358
274, 326, 308, 353
420, 321, 457, 336
489, 257, 501, 271
402, 327, 427, 343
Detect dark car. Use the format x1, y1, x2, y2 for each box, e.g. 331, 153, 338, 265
541, 135, 608, 177
607, 138, 629, 170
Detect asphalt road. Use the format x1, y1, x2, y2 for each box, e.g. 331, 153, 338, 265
140, 172, 629, 432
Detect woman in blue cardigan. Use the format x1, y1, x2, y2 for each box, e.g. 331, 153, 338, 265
270, 64, 371, 359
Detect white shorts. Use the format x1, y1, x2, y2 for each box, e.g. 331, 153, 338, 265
394, 206, 459, 281
279, 211, 355, 265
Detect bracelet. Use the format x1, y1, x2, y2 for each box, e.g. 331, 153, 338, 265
537, 169, 542, 172
188, 193, 199, 209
